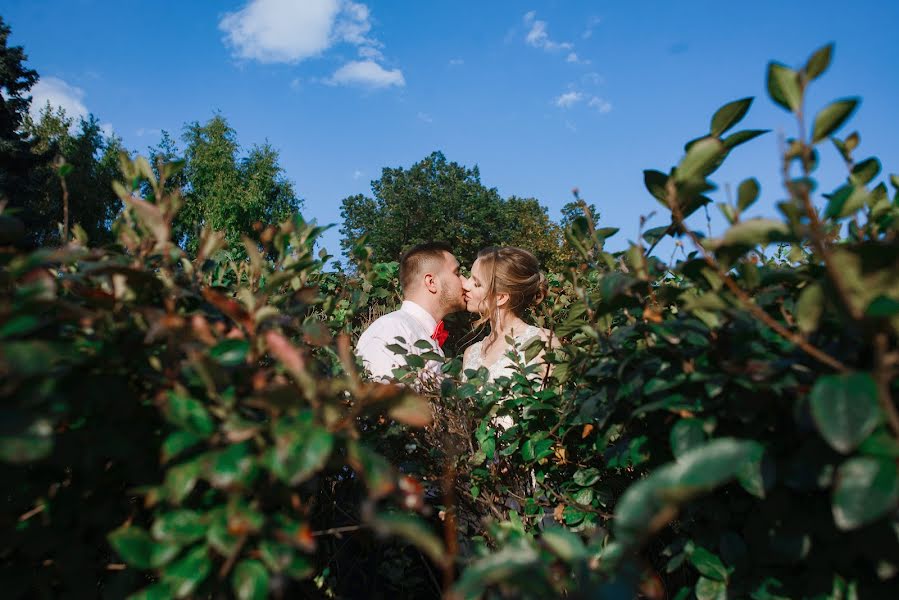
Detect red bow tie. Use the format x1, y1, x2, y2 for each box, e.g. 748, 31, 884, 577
431, 320, 448, 348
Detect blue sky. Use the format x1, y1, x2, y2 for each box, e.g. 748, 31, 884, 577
5, 0, 899, 263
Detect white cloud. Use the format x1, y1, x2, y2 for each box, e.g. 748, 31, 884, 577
448, 58, 464, 66
29, 77, 88, 123
554, 91, 584, 108
582, 16, 601, 39
417, 112, 433, 123
100, 122, 115, 138
220, 0, 342, 63
523, 11, 572, 52
221, 0, 403, 90
352, 169, 364, 180
136, 127, 161, 138
328, 60, 404, 88
582, 71, 604, 85
588, 96, 612, 113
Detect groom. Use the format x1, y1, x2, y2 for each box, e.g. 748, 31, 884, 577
355, 241, 466, 382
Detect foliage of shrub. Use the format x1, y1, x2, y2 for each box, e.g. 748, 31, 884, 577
1, 45, 898, 599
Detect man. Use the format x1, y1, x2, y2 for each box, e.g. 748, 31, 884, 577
356, 241, 466, 382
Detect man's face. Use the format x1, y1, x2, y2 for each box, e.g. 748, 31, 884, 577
437, 252, 466, 312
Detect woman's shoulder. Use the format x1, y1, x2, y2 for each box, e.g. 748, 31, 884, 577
526, 325, 559, 348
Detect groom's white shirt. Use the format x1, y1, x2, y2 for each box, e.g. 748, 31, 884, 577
355, 300, 444, 381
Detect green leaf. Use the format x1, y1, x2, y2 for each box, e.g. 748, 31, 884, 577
210, 339, 250, 366
695, 576, 728, 600
710, 97, 753, 137
385, 343, 408, 355
151, 509, 206, 545
0, 417, 54, 463
614, 438, 763, 544
823, 184, 867, 219
832, 456, 899, 530
811, 98, 859, 143
269, 426, 333, 486
737, 178, 760, 212
232, 560, 269, 600
258, 541, 314, 579
767, 62, 802, 112
689, 545, 729, 582
164, 458, 201, 504
670, 419, 706, 459
643, 169, 669, 203
795, 283, 825, 334
866, 296, 899, 318
573, 467, 600, 487
161, 431, 202, 463
858, 430, 899, 458
210, 442, 258, 489
165, 392, 215, 438
722, 129, 769, 150
720, 219, 790, 247
372, 512, 447, 567
108, 526, 180, 569
849, 157, 880, 186
809, 373, 883, 454
676, 138, 725, 182
541, 528, 587, 562
805, 44, 833, 80
163, 545, 212, 598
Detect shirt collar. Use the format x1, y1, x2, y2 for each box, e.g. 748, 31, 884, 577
400, 300, 438, 333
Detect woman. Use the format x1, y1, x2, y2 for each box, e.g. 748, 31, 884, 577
461, 246, 554, 386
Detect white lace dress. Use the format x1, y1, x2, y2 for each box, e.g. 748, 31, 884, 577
462, 324, 545, 429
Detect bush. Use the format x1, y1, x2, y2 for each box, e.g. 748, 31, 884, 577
1, 45, 897, 599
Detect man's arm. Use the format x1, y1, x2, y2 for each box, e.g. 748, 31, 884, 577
356, 318, 410, 381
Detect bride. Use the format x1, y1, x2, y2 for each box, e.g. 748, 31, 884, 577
461, 246, 555, 396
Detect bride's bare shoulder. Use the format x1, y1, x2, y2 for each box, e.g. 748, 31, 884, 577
536, 326, 560, 348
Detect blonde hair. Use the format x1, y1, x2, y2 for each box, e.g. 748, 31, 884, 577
473, 247, 548, 344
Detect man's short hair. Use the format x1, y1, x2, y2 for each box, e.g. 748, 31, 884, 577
399, 241, 454, 293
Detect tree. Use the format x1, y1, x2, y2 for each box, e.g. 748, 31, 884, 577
0, 16, 46, 245
340, 151, 561, 267
500, 196, 563, 271
174, 115, 301, 253
22, 105, 124, 245
559, 198, 601, 265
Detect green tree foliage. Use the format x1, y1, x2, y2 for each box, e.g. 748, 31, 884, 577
0, 16, 46, 244
174, 115, 301, 253
340, 151, 562, 267
22, 105, 125, 245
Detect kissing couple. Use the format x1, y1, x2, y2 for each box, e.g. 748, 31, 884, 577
355, 242, 555, 388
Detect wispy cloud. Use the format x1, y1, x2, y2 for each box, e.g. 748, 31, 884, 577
523, 11, 573, 52
352, 169, 364, 180
582, 16, 601, 39
448, 58, 464, 66
328, 60, 404, 88
587, 96, 612, 113
554, 91, 584, 108
220, 0, 403, 89
417, 112, 433, 123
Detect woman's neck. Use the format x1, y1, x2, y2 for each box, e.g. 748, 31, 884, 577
492, 313, 528, 340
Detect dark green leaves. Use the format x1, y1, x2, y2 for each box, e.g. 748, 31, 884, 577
232, 560, 270, 600
811, 98, 859, 143
689, 545, 730, 582
372, 512, 447, 568
805, 44, 833, 81
162, 545, 212, 598
832, 457, 899, 530
710, 97, 753, 137
210, 339, 250, 366
670, 419, 706, 459
151, 510, 206, 545
767, 62, 802, 112
720, 219, 789, 247
737, 178, 760, 212
676, 138, 725, 182
268, 419, 334, 486
809, 373, 883, 454
165, 392, 215, 438
108, 526, 179, 570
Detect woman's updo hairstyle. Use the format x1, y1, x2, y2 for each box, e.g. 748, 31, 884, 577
473, 246, 548, 330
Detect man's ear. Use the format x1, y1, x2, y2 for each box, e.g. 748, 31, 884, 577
423, 273, 438, 294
